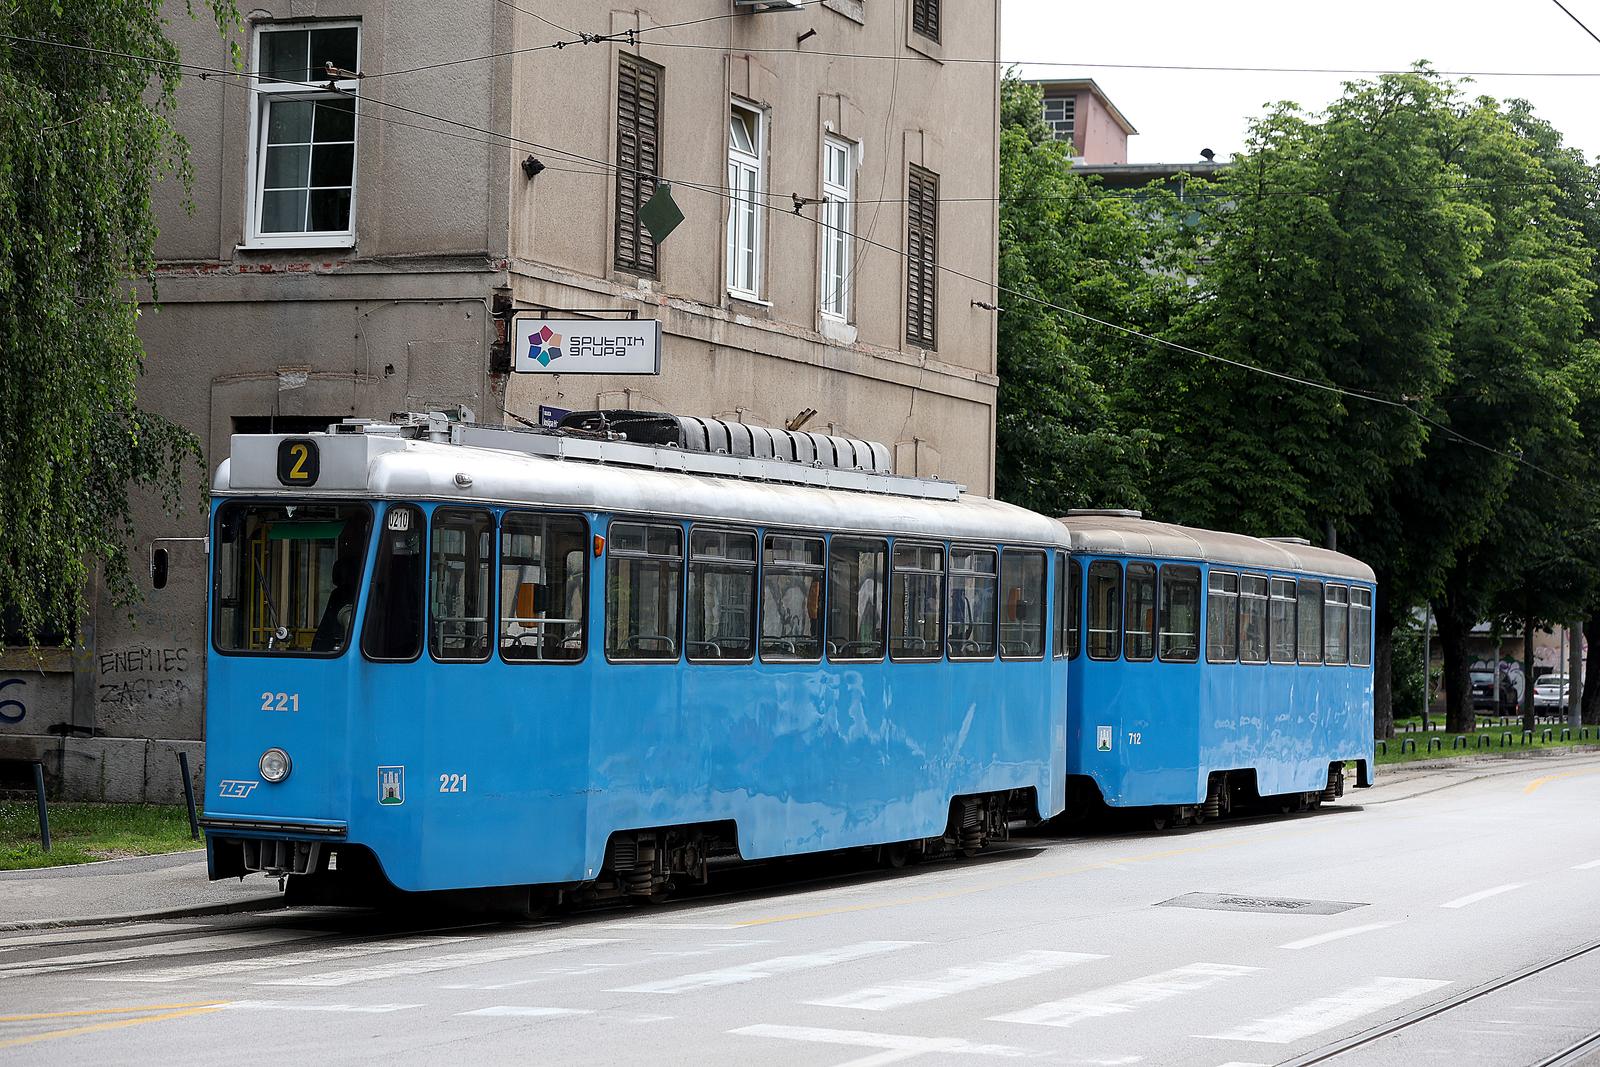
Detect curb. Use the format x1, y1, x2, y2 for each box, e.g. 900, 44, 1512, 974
0, 893, 285, 933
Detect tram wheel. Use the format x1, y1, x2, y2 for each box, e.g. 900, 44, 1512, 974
881, 842, 911, 869
1149, 810, 1171, 832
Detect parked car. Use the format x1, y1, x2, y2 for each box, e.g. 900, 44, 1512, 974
1472, 669, 1518, 714
1534, 674, 1570, 712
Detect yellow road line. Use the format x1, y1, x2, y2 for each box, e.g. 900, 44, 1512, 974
1525, 767, 1600, 795
0, 1001, 227, 1024
735, 827, 1324, 927
0, 1005, 224, 1051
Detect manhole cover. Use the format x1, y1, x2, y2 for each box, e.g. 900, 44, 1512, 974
1156, 892, 1366, 916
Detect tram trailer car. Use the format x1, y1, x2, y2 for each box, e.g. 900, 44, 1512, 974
202, 413, 1072, 904
1055, 510, 1375, 826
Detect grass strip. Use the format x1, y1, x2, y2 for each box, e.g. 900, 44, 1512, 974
0, 802, 196, 871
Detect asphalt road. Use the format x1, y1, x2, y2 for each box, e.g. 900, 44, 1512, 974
4, 753, 1600, 1066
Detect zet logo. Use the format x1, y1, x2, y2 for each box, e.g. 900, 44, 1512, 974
218, 779, 258, 799
527, 324, 564, 368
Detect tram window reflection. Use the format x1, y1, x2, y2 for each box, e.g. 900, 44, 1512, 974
1269, 577, 1297, 664
1297, 579, 1323, 664
1000, 550, 1046, 659
1086, 560, 1121, 661
1206, 570, 1238, 662
688, 528, 756, 662
949, 546, 998, 660
1350, 587, 1373, 666
429, 508, 494, 662
891, 542, 944, 661
828, 537, 887, 660
1239, 574, 1268, 664
1324, 584, 1349, 664
606, 522, 683, 661
362, 504, 423, 662
499, 512, 587, 663
1125, 562, 1156, 662
762, 535, 825, 661
1158, 564, 1200, 663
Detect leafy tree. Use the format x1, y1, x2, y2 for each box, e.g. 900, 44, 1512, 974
0, 1, 237, 646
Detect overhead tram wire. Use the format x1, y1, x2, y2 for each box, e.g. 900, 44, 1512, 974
1550, 0, 1600, 46
5, 33, 1573, 495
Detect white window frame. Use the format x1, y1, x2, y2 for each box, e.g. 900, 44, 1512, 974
819, 135, 855, 320
726, 100, 765, 301
243, 20, 361, 250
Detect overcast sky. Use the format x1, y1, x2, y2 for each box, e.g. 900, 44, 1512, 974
1001, 0, 1600, 165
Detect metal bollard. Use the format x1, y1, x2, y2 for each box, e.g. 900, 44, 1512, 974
177, 751, 200, 841
1477, 733, 1491, 749
1503, 732, 1514, 747
1562, 727, 1572, 741
1377, 739, 1387, 755
1403, 738, 1416, 754
32, 760, 50, 853
1453, 735, 1467, 749
1429, 737, 1442, 752
1541, 728, 1553, 743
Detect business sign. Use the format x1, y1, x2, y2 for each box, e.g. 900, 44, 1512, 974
512, 316, 661, 375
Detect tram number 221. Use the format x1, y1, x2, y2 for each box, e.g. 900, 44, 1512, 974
439, 773, 468, 793
261, 692, 300, 713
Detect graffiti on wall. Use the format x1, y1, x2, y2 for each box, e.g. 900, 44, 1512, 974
96, 646, 191, 715
0, 677, 24, 723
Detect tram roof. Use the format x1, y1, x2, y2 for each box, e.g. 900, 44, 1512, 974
215, 432, 1073, 548
1058, 512, 1375, 583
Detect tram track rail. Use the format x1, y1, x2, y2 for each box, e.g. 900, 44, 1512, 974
1282, 936, 1600, 1066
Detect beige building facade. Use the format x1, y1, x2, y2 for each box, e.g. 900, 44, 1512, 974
0, 0, 1003, 800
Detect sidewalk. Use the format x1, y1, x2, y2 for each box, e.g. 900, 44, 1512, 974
0, 849, 283, 931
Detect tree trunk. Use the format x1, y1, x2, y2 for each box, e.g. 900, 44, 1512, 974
1584, 615, 1600, 726
1436, 602, 1475, 734
1521, 612, 1536, 734
1373, 626, 1394, 740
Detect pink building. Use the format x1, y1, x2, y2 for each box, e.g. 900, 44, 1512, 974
1029, 78, 1137, 165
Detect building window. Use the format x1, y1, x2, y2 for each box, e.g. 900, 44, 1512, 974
911, 0, 940, 42
820, 136, 854, 318
248, 23, 360, 246
727, 102, 764, 299
1042, 95, 1075, 143
905, 165, 939, 348
615, 53, 664, 276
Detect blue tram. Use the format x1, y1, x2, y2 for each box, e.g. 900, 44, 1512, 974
202, 414, 1072, 901
1054, 510, 1375, 824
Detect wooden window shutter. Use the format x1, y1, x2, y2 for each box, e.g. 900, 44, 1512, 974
911, 0, 940, 42
905, 165, 938, 349
614, 53, 663, 276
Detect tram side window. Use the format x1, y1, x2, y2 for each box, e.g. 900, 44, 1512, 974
762, 535, 825, 661
687, 528, 756, 661
1125, 562, 1156, 662
1067, 558, 1082, 658
1297, 579, 1323, 664
1205, 570, 1238, 662
1324, 584, 1350, 664
214, 501, 372, 656
891, 542, 944, 661
362, 504, 423, 662
606, 522, 683, 661
1350, 587, 1373, 666
499, 513, 587, 663
1001, 550, 1046, 658
429, 509, 494, 662
948, 546, 998, 660
1239, 575, 1268, 663
1158, 565, 1200, 663
1269, 577, 1296, 664
828, 537, 887, 660
1086, 560, 1121, 661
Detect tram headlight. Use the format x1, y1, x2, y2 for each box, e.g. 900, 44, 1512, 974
259, 748, 292, 783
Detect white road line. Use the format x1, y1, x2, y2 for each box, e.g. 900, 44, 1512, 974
1440, 883, 1528, 909
458, 1006, 594, 1019
596, 922, 749, 931
1572, 860, 1600, 870
808, 950, 1105, 1012
90, 935, 472, 984
224, 1000, 423, 1014
1278, 922, 1399, 951
731, 1023, 1034, 1060
647, 940, 774, 958
990, 963, 1260, 1029
441, 963, 628, 990
611, 941, 923, 995
260, 936, 622, 988
1202, 976, 1449, 1043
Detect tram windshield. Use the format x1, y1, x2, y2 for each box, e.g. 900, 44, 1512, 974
213, 501, 372, 655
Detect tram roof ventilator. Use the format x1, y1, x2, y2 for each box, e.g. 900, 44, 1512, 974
333, 409, 966, 502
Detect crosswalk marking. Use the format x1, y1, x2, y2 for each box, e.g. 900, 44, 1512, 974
1278, 922, 1399, 951
441, 963, 627, 991
1202, 976, 1449, 1043
731, 1023, 1035, 1061
0, 929, 325, 979
90, 936, 472, 984
259, 937, 622, 988
610, 941, 923, 995
224, 1000, 422, 1014
989, 963, 1260, 1029
1440, 884, 1526, 909
808, 950, 1104, 1012
458, 1006, 593, 1019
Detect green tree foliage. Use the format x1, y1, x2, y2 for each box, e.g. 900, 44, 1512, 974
0, 1, 236, 645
